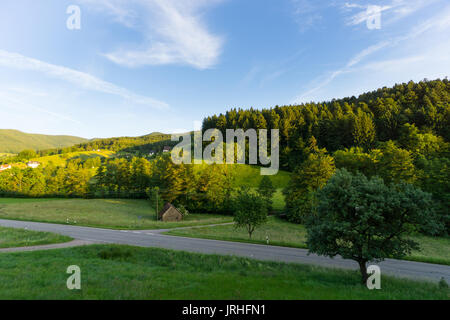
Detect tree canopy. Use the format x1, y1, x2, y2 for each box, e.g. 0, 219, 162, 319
306, 169, 441, 283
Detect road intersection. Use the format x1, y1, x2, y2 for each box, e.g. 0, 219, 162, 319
0, 218, 449, 283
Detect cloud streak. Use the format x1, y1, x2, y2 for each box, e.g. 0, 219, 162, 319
0, 49, 169, 109
293, 4, 450, 102
79, 0, 224, 69
290, 0, 329, 32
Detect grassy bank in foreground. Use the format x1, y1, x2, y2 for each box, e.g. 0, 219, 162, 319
0, 244, 448, 300
0, 226, 72, 248
165, 217, 450, 266
0, 198, 232, 230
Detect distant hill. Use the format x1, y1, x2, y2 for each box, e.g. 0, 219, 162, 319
32, 131, 175, 156
0, 129, 88, 153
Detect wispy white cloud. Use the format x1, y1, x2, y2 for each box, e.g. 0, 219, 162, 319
0, 49, 168, 109
344, 3, 365, 10
78, 0, 224, 69
242, 50, 304, 87
78, 0, 137, 27
241, 66, 261, 86
290, 0, 328, 32
347, 41, 391, 67
293, 4, 450, 102
359, 55, 426, 71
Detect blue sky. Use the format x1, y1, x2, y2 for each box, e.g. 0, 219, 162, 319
0, 0, 449, 138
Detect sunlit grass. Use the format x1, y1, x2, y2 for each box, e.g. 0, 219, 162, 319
0, 244, 447, 300
166, 216, 450, 265
0, 198, 232, 230
0, 226, 72, 248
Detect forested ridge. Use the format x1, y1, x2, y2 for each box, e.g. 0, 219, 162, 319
36, 132, 174, 156
0, 129, 87, 154
0, 79, 448, 234
203, 79, 449, 233
203, 79, 449, 170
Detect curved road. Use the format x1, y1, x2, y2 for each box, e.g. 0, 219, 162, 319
1, 218, 449, 283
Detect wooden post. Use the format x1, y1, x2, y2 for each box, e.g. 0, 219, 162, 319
156, 188, 159, 221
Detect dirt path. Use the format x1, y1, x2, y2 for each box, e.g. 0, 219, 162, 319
135, 222, 235, 234
0, 239, 96, 253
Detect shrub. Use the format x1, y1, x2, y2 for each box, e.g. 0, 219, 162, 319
98, 247, 134, 260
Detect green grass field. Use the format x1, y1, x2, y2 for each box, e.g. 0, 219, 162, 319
7, 150, 114, 170
29, 150, 114, 167
0, 198, 232, 229
272, 189, 285, 211
231, 164, 291, 189
165, 216, 450, 266
168, 217, 308, 248
0, 244, 447, 300
231, 165, 288, 211
0, 226, 72, 248
0, 153, 16, 159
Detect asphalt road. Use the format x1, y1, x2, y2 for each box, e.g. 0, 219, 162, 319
1, 218, 449, 283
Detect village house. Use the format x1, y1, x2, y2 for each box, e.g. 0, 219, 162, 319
0, 164, 11, 172
27, 161, 41, 169
149, 150, 156, 156
163, 146, 171, 153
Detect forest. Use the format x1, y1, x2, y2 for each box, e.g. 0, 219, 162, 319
0, 79, 448, 236
36, 132, 174, 157
203, 79, 449, 233
203, 79, 449, 170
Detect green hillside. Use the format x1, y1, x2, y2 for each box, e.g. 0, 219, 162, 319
0, 129, 88, 153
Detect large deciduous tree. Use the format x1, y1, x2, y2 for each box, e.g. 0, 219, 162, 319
306, 169, 440, 284
233, 188, 268, 239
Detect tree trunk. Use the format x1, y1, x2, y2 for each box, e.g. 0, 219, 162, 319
248, 225, 253, 239
358, 260, 368, 285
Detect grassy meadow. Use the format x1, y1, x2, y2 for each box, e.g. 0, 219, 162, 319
0, 244, 447, 300
0, 153, 16, 159
0, 198, 232, 229
165, 216, 450, 266
0, 226, 72, 249
9, 150, 115, 169
231, 164, 291, 189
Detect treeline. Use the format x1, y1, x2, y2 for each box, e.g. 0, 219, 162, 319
203, 79, 449, 234
1, 79, 448, 234
0, 158, 99, 197
283, 136, 449, 232
34, 133, 173, 157
0, 154, 236, 214
93, 154, 235, 213
203, 79, 449, 170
